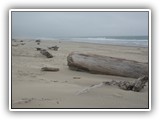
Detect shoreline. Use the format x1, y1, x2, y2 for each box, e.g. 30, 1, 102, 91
60, 40, 148, 48
12, 38, 148, 48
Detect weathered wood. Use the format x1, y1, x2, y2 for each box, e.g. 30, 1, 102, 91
67, 52, 148, 78
35, 39, 41, 42
36, 47, 42, 51
103, 75, 148, 92
77, 76, 148, 95
35, 39, 41, 45
40, 49, 53, 58
41, 67, 59, 72
73, 77, 81, 79
132, 75, 148, 92
48, 45, 59, 51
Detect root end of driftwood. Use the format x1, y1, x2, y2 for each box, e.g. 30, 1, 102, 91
104, 75, 148, 92
77, 75, 148, 95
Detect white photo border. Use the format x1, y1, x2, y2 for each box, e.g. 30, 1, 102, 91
9, 9, 151, 111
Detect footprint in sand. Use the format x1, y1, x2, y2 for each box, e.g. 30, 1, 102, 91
13, 98, 61, 105
13, 98, 34, 104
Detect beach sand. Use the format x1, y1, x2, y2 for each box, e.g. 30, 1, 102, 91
11, 39, 149, 109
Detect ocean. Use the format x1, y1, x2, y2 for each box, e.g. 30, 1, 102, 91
62, 36, 148, 47
15, 36, 148, 47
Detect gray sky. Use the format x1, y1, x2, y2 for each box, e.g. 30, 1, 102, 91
12, 11, 148, 38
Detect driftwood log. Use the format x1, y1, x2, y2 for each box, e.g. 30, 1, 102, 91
48, 45, 59, 51
77, 75, 148, 95
67, 52, 148, 78
40, 49, 53, 58
41, 67, 59, 72
35, 39, 41, 42
36, 47, 42, 51
35, 39, 41, 45
103, 75, 148, 92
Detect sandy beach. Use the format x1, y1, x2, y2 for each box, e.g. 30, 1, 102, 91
11, 39, 148, 109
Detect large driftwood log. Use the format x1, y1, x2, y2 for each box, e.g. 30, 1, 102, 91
67, 52, 148, 78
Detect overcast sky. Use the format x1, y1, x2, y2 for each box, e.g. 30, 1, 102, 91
12, 11, 148, 38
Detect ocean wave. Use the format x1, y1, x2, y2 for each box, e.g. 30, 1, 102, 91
68, 37, 148, 47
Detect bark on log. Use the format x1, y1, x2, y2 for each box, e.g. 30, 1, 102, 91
67, 52, 148, 78
41, 67, 59, 72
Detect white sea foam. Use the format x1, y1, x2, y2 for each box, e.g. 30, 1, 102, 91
15, 36, 148, 47
66, 36, 148, 47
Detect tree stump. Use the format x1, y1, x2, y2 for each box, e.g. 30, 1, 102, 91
67, 52, 148, 78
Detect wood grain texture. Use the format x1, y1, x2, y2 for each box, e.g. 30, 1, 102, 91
67, 52, 148, 78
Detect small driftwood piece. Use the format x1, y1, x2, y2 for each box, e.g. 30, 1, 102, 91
35, 39, 41, 45
41, 67, 59, 72
67, 52, 148, 78
77, 76, 148, 95
36, 47, 42, 51
35, 39, 41, 42
40, 49, 53, 58
48, 45, 59, 51
73, 77, 81, 79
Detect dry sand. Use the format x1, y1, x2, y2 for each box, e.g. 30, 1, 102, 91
11, 39, 149, 109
